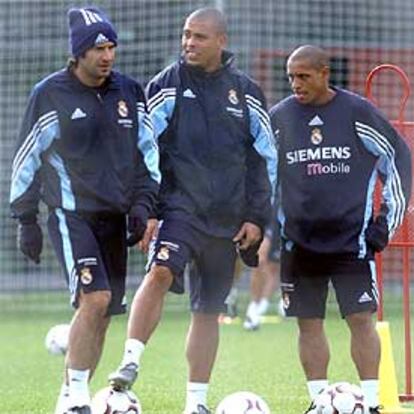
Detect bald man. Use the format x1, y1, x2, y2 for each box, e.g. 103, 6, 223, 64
270, 45, 411, 413
109, 8, 276, 414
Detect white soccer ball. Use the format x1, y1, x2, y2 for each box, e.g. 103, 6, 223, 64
215, 391, 271, 414
313, 382, 366, 414
91, 387, 142, 414
44, 323, 70, 355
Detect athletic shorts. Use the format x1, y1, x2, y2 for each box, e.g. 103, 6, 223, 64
146, 218, 237, 313
280, 242, 378, 318
47, 208, 127, 315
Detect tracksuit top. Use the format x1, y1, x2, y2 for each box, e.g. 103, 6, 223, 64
270, 88, 412, 257
146, 52, 277, 238
10, 68, 160, 220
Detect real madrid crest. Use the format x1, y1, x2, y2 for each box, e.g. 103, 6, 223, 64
310, 127, 323, 145
80, 267, 93, 285
117, 100, 129, 118
157, 246, 170, 261
228, 89, 239, 105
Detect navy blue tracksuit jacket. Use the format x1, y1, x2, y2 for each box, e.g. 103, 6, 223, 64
146, 52, 277, 238
270, 88, 412, 257
10, 68, 160, 220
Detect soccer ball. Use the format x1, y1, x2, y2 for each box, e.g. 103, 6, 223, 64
44, 323, 70, 355
91, 387, 142, 414
215, 391, 271, 414
311, 382, 366, 414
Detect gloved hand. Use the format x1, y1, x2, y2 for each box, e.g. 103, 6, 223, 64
126, 215, 147, 247
365, 216, 389, 253
18, 221, 43, 264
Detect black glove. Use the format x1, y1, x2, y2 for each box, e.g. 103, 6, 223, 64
18, 221, 43, 264
365, 216, 389, 253
126, 215, 147, 247
238, 241, 261, 267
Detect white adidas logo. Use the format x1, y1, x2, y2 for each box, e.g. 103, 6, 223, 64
183, 88, 196, 98
308, 115, 324, 126
71, 108, 87, 120
80, 9, 104, 26
95, 33, 109, 45
358, 292, 372, 303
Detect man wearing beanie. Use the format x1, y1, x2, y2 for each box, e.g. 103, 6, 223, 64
10, 7, 160, 414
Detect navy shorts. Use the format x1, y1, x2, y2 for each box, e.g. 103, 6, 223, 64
147, 219, 237, 313
47, 209, 127, 315
280, 243, 378, 318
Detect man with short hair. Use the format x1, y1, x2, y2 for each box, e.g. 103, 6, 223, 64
10, 7, 160, 414
270, 45, 411, 413
109, 7, 277, 414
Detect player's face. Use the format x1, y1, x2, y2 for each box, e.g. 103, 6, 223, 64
181, 17, 226, 72
287, 58, 330, 105
75, 42, 116, 87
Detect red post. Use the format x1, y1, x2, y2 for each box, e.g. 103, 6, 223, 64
365, 64, 413, 402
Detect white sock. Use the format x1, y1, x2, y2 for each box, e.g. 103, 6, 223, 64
307, 380, 328, 399
257, 298, 270, 315
185, 382, 208, 412
67, 369, 90, 408
121, 338, 145, 367
54, 383, 69, 414
246, 301, 258, 318
360, 379, 379, 408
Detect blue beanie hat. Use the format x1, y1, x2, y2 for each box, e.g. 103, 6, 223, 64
68, 6, 118, 57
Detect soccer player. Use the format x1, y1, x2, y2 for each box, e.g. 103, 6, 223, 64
9, 7, 160, 414
270, 45, 412, 413
108, 7, 277, 414
243, 217, 283, 331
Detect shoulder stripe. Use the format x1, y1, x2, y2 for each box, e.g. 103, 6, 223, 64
136, 103, 155, 133
147, 88, 176, 113
12, 111, 58, 180
356, 121, 406, 232
13, 111, 57, 170
246, 95, 273, 142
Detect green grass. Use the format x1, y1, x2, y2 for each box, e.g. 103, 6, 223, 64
0, 291, 413, 413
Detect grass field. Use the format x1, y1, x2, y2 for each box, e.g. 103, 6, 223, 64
0, 290, 413, 414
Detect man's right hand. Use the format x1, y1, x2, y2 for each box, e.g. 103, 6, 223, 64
138, 218, 158, 253
18, 222, 43, 264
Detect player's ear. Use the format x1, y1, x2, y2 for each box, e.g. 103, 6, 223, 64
321, 65, 330, 80
218, 32, 228, 49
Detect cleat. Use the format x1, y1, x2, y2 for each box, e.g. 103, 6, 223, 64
66, 406, 91, 414
369, 407, 382, 414
243, 316, 260, 331
108, 362, 138, 390
183, 404, 211, 414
